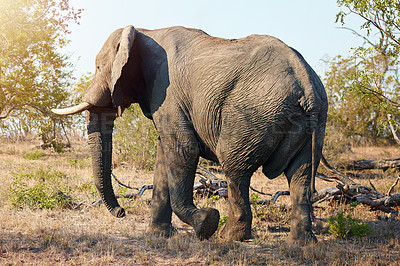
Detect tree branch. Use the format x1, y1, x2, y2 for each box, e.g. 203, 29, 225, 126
387, 114, 400, 145
387, 176, 400, 196
0, 103, 49, 120
319, 155, 358, 186
351, 9, 400, 46
359, 85, 400, 107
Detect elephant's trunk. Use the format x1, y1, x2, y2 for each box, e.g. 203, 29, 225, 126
87, 111, 125, 218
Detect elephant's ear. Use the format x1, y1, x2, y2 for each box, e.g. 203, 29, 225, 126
111, 25, 136, 112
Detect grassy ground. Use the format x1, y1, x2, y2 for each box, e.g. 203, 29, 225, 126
0, 137, 399, 265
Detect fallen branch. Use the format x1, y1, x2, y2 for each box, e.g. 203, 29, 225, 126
320, 155, 358, 186
111, 172, 140, 190
312, 187, 341, 204
387, 176, 400, 196
195, 166, 228, 198
272, 191, 290, 203
338, 158, 400, 171
250, 186, 272, 196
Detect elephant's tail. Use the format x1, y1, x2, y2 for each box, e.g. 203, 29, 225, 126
311, 127, 317, 194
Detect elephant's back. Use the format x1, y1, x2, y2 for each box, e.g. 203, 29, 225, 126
148, 27, 327, 174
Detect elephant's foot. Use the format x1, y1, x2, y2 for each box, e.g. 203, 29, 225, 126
146, 223, 176, 238
192, 208, 220, 240
287, 230, 317, 245
288, 204, 317, 245
220, 219, 252, 241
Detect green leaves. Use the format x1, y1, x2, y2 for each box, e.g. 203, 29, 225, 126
10, 167, 72, 210
0, 0, 82, 138
324, 0, 400, 148
114, 104, 159, 170
328, 211, 370, 239
337, 0, 400, 51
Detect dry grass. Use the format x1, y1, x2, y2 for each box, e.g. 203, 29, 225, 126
1, 138, 400, 265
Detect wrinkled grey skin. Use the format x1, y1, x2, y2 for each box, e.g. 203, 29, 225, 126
53, 25, 328, 243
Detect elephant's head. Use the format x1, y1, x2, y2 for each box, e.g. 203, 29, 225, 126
52, 25, 142, 218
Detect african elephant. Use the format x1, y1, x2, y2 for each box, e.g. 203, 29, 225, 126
52, 25, 328, 243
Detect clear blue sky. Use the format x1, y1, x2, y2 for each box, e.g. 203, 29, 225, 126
68, 0, 364, 77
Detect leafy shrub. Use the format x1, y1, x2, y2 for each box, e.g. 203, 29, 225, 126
250, 192, 260, 204
114, 104, 158, 170
219, 215, 228, 229
23, 150, 46, 160
211, 195, 220, 202
252, 201, 290, 224
52, 140, 65, 153
327, 211, 370, 239
10, 167, 72, 210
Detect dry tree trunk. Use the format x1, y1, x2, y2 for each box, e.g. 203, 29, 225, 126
388, 114, 400, 145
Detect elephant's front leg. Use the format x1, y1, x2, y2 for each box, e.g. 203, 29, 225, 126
285, 140, 318, 244
163, 138, 220, 240
220, 172, 253, 241
146, 140, 175, 237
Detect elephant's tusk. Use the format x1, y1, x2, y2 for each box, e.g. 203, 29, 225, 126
51, 102, 93, 115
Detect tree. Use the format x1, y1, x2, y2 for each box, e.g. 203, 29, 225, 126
114, 104, 159, 171
0, 0, 82, 141
323, 0, 400, 148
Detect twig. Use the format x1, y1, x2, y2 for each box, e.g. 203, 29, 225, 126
359, 85, 400, 107
60, 121, 71, 147
213, 188, 228, 198
111, 172, 139, 190
387, 176, 400, 196
138, 185, 153, 196
272, 191, 290, 203
369, 179, 378, 192
58, 191, 83, 210
250, 186, 272, 196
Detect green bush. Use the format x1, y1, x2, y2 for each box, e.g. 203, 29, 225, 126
10, 167, 72, 210
114, 104, 158, 170
218, 215, 228, 229
250, 192, 260, 204
327, 211, 370, 239
211, 195, 220, 202
23, 150, 46, 160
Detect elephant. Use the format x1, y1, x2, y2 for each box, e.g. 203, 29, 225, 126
52, 25, 328, 243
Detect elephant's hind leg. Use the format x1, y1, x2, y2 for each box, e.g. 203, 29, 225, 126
284, 138, 318, 244
220, 171, 253, 241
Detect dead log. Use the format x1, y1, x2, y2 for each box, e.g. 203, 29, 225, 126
195, 165, 228, 198
320, 155, 358, 186
338, 158, 400, 171
312, 187, 341, 204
